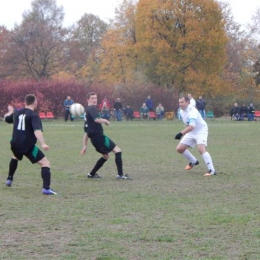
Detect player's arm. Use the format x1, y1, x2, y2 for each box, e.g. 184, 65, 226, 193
80, 133, 89, 156
4, 105, 14, 124
175, 118, 196, 139
95, 118, 109, 126
180, 125, 195, 135
34, 130, 49, 151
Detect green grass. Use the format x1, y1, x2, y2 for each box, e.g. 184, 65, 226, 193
0, 118, 260, 260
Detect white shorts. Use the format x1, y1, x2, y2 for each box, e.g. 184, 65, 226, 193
180, 130, 208, 148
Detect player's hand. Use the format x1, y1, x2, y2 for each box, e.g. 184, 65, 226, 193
80, 148, 86, 156
7, 105, 14, 112
42, 144, 50, 151
175, 132, 183, 140
104, 120, 110, 126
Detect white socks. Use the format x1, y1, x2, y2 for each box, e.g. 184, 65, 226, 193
202, 152, 215, 172
182, 150, 197, 163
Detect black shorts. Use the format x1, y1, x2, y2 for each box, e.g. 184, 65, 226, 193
11, 146, 45, 164
91, 135, 116, 154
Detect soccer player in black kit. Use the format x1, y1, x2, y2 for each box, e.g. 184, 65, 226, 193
4, 94, 57, 195
80, 92, 131, 180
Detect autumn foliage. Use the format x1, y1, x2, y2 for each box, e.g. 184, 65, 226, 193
1, 0, 260, 116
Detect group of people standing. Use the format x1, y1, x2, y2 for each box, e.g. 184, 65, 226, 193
230, 102, 255, 121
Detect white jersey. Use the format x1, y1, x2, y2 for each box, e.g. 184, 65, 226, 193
180, 104, 208, 134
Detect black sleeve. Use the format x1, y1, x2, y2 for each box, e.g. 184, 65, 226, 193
89, 106, 100, 120
4, 114, 14, 124
31, 114, 43, 131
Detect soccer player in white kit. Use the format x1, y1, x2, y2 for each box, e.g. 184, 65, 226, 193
175, 96, 216, 176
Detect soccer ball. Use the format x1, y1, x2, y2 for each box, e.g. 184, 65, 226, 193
69, 103, 85, 117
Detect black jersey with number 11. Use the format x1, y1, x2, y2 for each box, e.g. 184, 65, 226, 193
6, 108, 43, 153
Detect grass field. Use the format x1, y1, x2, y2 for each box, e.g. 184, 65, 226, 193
0, 118, 259, 260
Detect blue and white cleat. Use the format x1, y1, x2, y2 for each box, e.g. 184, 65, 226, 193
6, 180, 12, 187
42, 188, 57, 195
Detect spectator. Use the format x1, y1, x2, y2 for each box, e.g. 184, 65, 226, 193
239, 103, 248, 121
188, 93, 196, 107
99, 96, 111, 111
100, 105, 110, 120
156, 103, 165, 120
64, 96, 74, 122
113, 98, 123, 121
230, 103, 240, 120
196, 96, 206, 119
145, 95, 154, 112
124, 105, 134, 121
140, 103, 149, 119
248, 103, 255, 121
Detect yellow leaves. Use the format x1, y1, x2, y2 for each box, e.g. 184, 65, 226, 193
135, 0, 228, 89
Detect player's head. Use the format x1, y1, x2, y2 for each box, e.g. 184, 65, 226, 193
179, 95, 190, 110
25, 94, 37, 109
87, 92, 97, 106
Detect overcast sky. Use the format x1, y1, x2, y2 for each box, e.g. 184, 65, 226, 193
0, 0, 259, 30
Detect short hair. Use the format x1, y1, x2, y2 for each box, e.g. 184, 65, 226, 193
25, 94, 36, 105
179, 95, 190, 103
87, 92, 97, 99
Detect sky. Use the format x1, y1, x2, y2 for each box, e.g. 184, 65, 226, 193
0, 0, 259, 30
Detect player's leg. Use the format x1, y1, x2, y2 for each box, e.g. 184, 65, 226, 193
113, 146, 123, 175
197, 145, 216, 176
112, 146, 132, 179
176, 137, 199, 170
87, 154, 109, 178
6, 156, 19, 187
87, 136, 110, 178
196, 135, 216, 176
37, 156, 57, 194
26, 146, 56, 194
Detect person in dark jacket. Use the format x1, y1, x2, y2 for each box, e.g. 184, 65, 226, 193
239, 103, 248, 121
64, 96, 74, 122
124, 105, 134, 121
196, 96, 206, 120
145, 95, 154, 112
247, 103, 255, 121
230, 103, 240, 120
113, 98, 123, 121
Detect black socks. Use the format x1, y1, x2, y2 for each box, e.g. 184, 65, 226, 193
7, 158, 18, 181
90, 157, 107, 175
41, 167, 51, 189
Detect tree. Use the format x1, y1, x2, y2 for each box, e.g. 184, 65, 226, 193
3, 0, 66, 80
135, 0, 228, 96
249, 8, 260, 87
65, 13, 108, 81
100, 0, 140, 86
0, 26, 12, 78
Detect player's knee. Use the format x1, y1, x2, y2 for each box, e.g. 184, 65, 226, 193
176, 146, 184, 153
39, 157, 50, 168
103, 154, 109, 160
113, 146, 121, 153
198, 145, 206, 154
